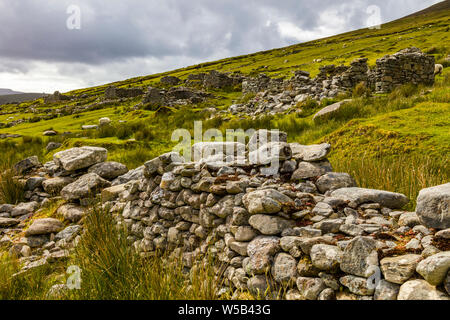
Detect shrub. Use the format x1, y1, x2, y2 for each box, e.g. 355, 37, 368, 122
0, 168, 25, 204
352, 82, 372, 98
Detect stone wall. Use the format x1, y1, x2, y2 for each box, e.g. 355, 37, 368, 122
104, 86, 144, 100
374, 47, 435, 93
231, 47, 437, 117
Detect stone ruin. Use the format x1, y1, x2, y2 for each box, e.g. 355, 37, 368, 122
2, 130, 449, 300
43, 91, 73, 104
231, 47, 437, 117
142, 86, 213, 107
374, 47, 435, 93
104, 85, 144, 100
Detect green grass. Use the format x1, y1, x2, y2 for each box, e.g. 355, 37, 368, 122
0, 4, 449, 300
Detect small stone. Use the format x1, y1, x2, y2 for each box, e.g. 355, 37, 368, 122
25, 218, 64, 236
272, 253, 297, 284
340, 236, 379, 277
296, 277, 326, 300
249, 215, 294, 235
340, 275, 374, 296
416, 252, 450, 286
398, 279, 449, 300
380, 254, 422, 284
374, 280, 400, 300
310, 244, 342, 271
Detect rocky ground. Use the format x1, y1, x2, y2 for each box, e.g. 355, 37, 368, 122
1, 129, 449, 300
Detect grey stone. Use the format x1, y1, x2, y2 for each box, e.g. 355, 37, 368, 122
310, 244, 342, 271
0, 217, 20, 227
290, 143, 331, 162
374, 280, 400, 300
291, 161, 333, 180
313, 99, 352, 120
380, 254, 422, 284
55, 225, 82, 242
272, 253, 297, 284
61, 173, 111, 201
315, 172, 357, 193
340, 236, 379, 277
243, 189, 294, 215
58, 204, 86, 223
331, 187, 409, 209
416, 252, 450, 286
340, 275, 374, 296
14, 156, 41, 174
416, 183, 450, 229
296, 277, 326, 300
53, 147, 107, 171
249, 215, 294, 235
88, 161, 128, 180
11, 202, 39, 217
42, 177, 75, 196
398, 279, 449, 300
25, 218, 64, 236
398, 212, 421, 227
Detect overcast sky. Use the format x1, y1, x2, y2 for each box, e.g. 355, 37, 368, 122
0, 0, 442, 93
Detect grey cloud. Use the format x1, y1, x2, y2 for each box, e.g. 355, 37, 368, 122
0, 0, 442, 92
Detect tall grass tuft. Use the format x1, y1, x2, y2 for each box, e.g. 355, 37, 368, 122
0, 166, 25, 204
69, 206, 220, 300
331, 153, 449, 210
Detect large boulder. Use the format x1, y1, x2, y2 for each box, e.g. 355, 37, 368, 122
398, 280, 449, 300
25, 218, 64, 236
331, 187, 409, 209
313, 99, 352, 121
416, 252, 450, 286
61, 173, 111, 201
243, 189, 294, 215
415, 183, 450, 229
88, 161, 128, 180
53, 147, 107, 171
289, 143, 331, 161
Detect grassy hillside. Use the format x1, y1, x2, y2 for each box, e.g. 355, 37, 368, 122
1, 2, 449, 202
0, 2, 449, 301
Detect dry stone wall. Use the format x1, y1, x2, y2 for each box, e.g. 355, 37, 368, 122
2, 134, 449, 300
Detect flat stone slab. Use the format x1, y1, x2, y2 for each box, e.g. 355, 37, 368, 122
53, 146, 107, 171
331, 187, 409, 209
290, 143, 331, 161
313, 99, 352, 120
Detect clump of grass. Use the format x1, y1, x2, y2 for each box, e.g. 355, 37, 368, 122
0, 252, 65, 300
0, 167, 25, 205
68, 206, 220, 300
352, 82, 372, 98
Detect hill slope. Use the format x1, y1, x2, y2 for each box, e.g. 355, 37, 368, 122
0, 1, 448, 203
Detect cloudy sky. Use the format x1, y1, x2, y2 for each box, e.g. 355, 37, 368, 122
0, 0, 442, 93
